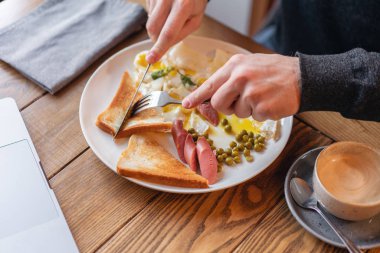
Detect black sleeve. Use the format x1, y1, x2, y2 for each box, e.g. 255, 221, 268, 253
297, 48, 380, 122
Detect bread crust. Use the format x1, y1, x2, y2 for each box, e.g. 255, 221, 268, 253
117, 134, 209, 188
96, 71, 172, 138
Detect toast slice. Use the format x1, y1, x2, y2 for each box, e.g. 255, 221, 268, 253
96, 71, 172, 138
117, 134, 209, 188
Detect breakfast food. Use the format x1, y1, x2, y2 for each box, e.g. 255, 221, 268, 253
96, 42, 282, 188
96, 71, 172, 138
117, 134, 208, 188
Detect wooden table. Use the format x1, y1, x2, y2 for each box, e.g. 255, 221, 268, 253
1, 1, 379, 252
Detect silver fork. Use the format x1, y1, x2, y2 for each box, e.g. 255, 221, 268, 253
132, 91, 182, 115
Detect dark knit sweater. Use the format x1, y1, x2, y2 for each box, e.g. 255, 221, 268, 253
257, 0, 380, 121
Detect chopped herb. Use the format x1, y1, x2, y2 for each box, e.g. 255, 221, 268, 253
151, 66, 173, 80
178, 71, 196, 87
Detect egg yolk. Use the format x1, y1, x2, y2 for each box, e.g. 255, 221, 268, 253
219, 113, 262, 134
183, 69, 196, 76
137, 53, 162, 71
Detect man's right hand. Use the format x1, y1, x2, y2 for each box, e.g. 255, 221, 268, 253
145, 0, 208, 63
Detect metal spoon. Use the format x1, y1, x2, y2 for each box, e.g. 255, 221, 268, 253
290, 177, 361, 253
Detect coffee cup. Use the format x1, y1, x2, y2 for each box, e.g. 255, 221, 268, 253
313, 141, 380, 221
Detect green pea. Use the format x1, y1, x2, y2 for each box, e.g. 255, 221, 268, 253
203, 133, 209, 138
244, 142, 253, 149
238, 143, 245, 151
225, 157, 234, 166
258, 136, 265, 143
225, 148, 232, 155
232, 147, 240, 153
211, 145, 216, 150
188, 128, 195, 134
248, 131, 254, 138
224, 125, 232, 133
246, 155, 254, 162
241, 130, 248, 135
229, 141, 237, 148
254, 144, 262, 152
221, 118, 229, 126
233, 156, 241, 163
222, 153, 228, 159
217, 155, 224, 162
242, 135, 249, 142
217, 164, 223, 172
217, 148, 224, 155
232, 151, 239, 157
243, 148, 250, 156
236, 134, 243, 142
254, 139, 259, 145
207, 139, 213, 145
248, 138, 254, 144
192, 133, 198, 140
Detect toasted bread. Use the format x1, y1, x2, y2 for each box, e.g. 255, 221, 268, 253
96, 71, 172, 138
117, 134, 209, 188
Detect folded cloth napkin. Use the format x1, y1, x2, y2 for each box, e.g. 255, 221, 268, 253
0, 0, 147, 94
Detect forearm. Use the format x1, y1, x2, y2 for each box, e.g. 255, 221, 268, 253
297, 48, 380, 122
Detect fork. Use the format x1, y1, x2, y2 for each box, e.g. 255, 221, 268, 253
132, 91, 182, 115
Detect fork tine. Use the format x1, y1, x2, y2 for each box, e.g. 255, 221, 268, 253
135, 94, 151, 106
133, 100, 150, 111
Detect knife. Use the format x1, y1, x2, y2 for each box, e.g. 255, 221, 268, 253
113, 64, 151, 139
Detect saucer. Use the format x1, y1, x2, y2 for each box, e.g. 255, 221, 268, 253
284, 147, 380, 249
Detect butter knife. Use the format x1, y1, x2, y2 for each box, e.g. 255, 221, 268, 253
113, 64, 151, 139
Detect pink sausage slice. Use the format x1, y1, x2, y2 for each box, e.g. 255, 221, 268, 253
196, 137, 218, 184
197, 103, 219, 126
184, 134, 198, 172
171, 120, 187, 163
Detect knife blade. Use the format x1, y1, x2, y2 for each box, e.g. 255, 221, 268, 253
113, 63, 151, 139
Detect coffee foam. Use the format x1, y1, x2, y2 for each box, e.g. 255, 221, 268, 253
317, 142, 380, 205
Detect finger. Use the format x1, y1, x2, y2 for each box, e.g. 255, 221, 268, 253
252, 103, 269, 122
182, 62, 233, 108
146, 1, 171, 43
210, 77, 241, 114
233, 94, 252, 118
147, 2, 188, 63
147, 0, 155, 14
174, 15, 203, 42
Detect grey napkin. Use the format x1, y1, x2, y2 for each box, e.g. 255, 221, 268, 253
0, 0, 147, 94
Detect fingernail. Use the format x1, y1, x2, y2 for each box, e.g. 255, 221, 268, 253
182, 98, 191, 108
146, 51, 158, 63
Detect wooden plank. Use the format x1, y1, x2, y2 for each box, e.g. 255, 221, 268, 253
195, 16, 272, 54
298, 112, 380, 149
49, 149, 159, 253
96, 120, 333, 253
21, 31, 149, 178
234, 199, 346, 253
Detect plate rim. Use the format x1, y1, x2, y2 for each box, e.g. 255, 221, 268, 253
284, 146, 380, 249
79, 35, 293, 194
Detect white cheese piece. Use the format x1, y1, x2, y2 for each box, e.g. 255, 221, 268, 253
188, 112, 209, 134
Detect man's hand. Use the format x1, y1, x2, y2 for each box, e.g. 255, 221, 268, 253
182, 54, 301, 121
145, 0, 208, 63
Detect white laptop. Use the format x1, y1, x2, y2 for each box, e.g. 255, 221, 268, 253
0, 98, 78, 253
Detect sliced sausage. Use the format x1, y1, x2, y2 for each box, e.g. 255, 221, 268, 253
196, 137, 218, 184
184, 134, 198, 172
197, 103, 219, 126
171, 120, 187, 163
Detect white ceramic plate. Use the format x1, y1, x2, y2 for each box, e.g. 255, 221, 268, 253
79, 36, 293, 194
